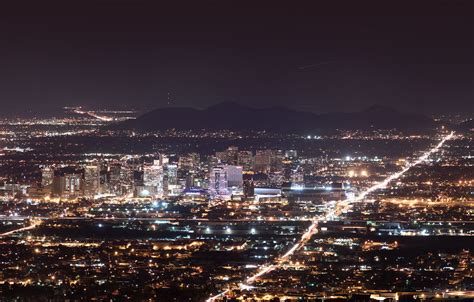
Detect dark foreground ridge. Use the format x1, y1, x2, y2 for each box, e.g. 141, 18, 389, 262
110, 102, 440, 133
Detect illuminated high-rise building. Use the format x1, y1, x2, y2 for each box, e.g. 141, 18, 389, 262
254, 150, 272, 172
84, 163, 100, 197
215, 146, 239, 165
208, 166, 228, 197
225, 146, 239, 165
41, 166, 54, 187
143, 159, 165, 197
270, 150, 285, 172
178, 153, 199, 172
208, 165, 243, 198
119, 164, 134, 195
108, 163, 122, 194
224, 165, 243, 188
165, 164, 180, 196
52, 167, 83, 198
243, 179, 255, 197
166, 164, 178, 186
215, 151, 227, 164
237, 151, 253, 171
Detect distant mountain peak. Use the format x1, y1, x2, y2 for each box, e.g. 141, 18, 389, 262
362, 105, 399, 114
206, 102, 249, 111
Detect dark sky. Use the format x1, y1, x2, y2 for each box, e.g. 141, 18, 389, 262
0, 0, 473, 116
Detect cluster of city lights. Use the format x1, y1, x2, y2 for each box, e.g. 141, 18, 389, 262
207, 131, 455, 301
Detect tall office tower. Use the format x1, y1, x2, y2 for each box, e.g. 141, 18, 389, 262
208, 166, 229, 197
166, 164, 178, 186
83, 163, 100, 197
254, 150, 272, 173
283, 159, 295, 181
243, 179, 255, 197
215, 151, 228, 164
206, 155, 220, 173
224, 165, 243, 188
165, 164, 180, 196
143, 159, 164, 197
160, 159, 171, 197
52, 167, 83, 198
270, 150, 285, 172
185, 173, 194, 189
215, 146, 239, 165
225, 146, 239, 165
119, 164, 134, 195
178, 153, 200, 172
237, 151, 254, 171
41, 166, 54, 187
99, 167, 108, 193
108, 163, 122, 194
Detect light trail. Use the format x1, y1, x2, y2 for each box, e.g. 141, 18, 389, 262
349, 131, 454, 204
206, 131, 454, 301
72, 108, 114, 122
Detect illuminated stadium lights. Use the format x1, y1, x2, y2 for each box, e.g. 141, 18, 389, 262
206, 131, 454, 302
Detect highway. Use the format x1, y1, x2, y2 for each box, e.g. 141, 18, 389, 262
0, 219, 42, 238
72, 107, 113, 121
206, 131, 455, 301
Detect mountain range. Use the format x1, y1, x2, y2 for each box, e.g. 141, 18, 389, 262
110, 102, 441, 133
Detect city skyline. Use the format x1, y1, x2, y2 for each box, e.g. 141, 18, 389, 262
0, 1, 472, 301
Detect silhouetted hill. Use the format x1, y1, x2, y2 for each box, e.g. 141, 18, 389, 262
110, 103, 439, 133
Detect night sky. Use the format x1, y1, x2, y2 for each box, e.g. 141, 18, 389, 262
0, 0, 472, 116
